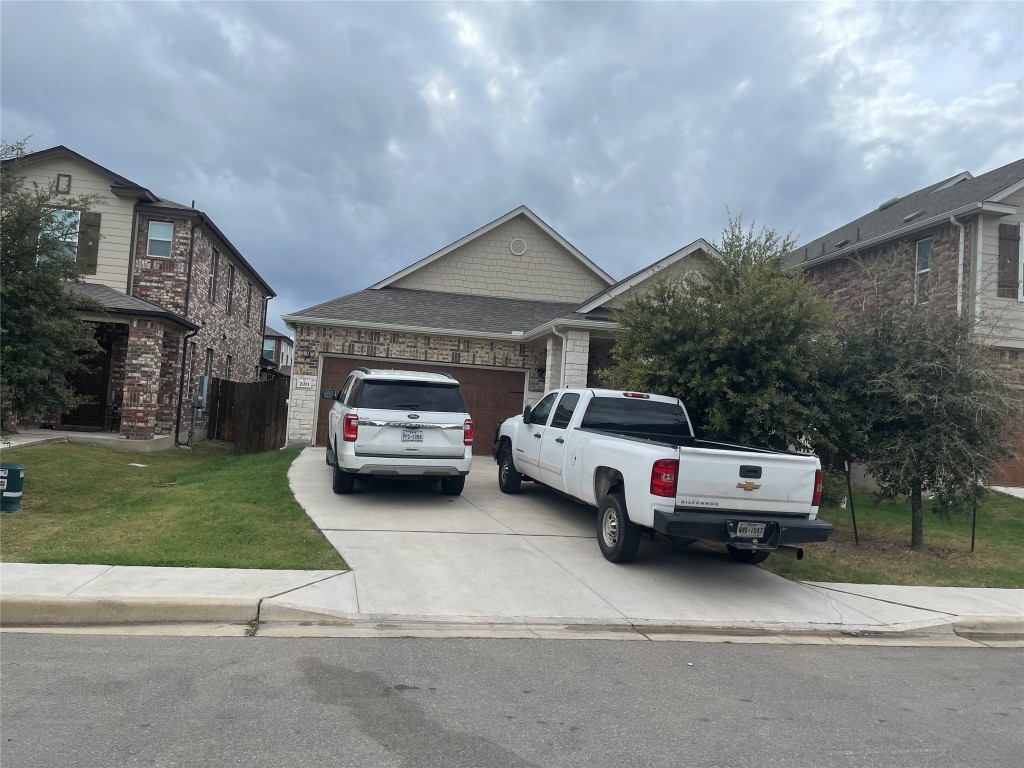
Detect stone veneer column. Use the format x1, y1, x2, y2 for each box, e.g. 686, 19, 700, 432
120, 319, 165, 440
544, 336, 563, 391
562, 329, 590, 388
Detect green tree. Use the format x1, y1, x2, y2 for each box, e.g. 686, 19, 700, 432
601, 215, 838, 451
835, 252, 1020, 548
1, 138, 100, 431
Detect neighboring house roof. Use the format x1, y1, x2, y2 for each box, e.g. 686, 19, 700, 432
369, 205, 615, 289
10, 145, 276, 297
63, 281, 198, 331
264, 324, 292, 340
285, 287, 580, 338
789, 158, 1024, 269
575, 238, 717, 313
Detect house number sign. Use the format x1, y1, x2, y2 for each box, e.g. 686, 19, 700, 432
295, 378, 314, 390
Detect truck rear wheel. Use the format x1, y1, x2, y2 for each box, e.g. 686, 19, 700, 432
498, 449, 522, 494
727, 545, 770, 564
597, 493, 642, 563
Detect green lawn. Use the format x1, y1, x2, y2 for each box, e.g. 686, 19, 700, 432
0, 443, 346, 570
761, 489, 1024, 587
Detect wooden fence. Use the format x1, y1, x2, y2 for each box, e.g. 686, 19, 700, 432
208, 377, 289, 454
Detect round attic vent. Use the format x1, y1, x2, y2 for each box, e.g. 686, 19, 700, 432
509, 238, 527, 256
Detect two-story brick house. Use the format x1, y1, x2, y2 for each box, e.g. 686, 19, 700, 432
789, 157, 1024, 484
12, 146, 276, 446
262, 325, 294, 378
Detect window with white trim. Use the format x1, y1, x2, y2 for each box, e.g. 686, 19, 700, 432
208, 250, 219, 303
147, 221, 173, 257
915, 237, 932, 305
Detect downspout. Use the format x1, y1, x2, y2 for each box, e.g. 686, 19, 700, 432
950, 215, 965, 317
551, 324, 568, 388
174, 210, 203, 446
975, 215, 984, 323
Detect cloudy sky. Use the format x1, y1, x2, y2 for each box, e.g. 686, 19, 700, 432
3, 1, 1022, 331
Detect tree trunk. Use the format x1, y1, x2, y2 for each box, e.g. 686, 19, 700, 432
910, 479, 923, 549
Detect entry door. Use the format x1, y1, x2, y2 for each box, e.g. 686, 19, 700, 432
538, 393, 581, 491
62, 343, 112, 428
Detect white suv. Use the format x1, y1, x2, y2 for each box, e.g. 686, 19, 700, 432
322, 368, 474, 495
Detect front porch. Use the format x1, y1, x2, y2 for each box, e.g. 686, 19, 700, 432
527, 329, 617, 402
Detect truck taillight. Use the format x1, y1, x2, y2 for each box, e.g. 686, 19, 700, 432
343, 413, 359, 442
812, 469, 823, 507
651, 459, 679, 498
463, 418, 474, 446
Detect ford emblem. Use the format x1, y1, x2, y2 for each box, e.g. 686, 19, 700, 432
407, 413, 420, 419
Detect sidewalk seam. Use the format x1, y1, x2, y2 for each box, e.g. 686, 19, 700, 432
801, 583, 959, 617
66, 565, 115, 596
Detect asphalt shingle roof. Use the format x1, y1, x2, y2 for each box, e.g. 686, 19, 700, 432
63, 282, 196, 330
290, 287, 581, 335
788, 158, 1024, 268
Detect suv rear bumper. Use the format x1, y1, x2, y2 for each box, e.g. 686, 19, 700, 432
653, 509, 833, 548
326, 444, 471, 477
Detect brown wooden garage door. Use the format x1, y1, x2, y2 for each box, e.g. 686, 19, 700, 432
315, 356, 526, 455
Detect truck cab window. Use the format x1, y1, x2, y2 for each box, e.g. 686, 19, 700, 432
550, 393, 581, 429
529, 393, 557, 425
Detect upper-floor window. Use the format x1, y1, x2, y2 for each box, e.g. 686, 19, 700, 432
245, 282, 253, 325
915, 237, 932, 305
208, 251, 219, 303
42, 209, 80, 263
997, 223, 1021, 300
225, 264, 235, 314
147, 221, 173, 258
262, 338, 276, 359
225, 354, 233, 380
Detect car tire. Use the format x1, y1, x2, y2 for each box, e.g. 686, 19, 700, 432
498, 449, 522, 494
440, 475, 465, 496
597, 492, 642, 563
332, 443, 354, 495
727, 545, 770, 564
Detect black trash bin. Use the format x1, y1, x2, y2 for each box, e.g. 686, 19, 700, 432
1, 463, 26, 512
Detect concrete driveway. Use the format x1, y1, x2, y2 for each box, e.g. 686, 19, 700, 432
287, 449, 960, 630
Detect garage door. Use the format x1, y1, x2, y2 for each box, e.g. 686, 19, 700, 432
315, 356, 527, 455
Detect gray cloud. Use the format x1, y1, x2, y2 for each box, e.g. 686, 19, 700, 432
3, 1, 1021, 329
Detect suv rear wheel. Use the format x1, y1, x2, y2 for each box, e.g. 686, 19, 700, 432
332, 442, 355, 494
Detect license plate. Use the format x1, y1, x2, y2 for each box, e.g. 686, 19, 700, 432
401, 430, 423, 443
736, 522, 766, 538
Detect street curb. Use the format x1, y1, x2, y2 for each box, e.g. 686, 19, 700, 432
951, 616, 1024, 638
0, 595, 258, 626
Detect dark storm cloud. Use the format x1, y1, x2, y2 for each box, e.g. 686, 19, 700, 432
3, 1, 1021, 329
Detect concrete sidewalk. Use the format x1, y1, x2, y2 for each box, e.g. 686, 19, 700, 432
1, 447, 1021, 644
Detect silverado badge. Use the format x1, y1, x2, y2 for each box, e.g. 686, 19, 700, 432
736, 481, 762, 491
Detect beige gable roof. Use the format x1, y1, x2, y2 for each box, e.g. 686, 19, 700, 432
371, 206, 614, 303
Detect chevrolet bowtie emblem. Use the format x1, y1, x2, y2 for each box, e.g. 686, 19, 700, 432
736, 481, 762, 491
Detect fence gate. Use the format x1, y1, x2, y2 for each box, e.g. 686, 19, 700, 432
208, 377, 289, 454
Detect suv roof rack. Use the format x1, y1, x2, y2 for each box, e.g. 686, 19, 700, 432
355, 366, 371, 374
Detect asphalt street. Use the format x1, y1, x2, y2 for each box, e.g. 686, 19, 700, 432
1, 634, 1021, 768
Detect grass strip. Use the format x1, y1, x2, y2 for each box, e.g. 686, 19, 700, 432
0, 443, 346, 570
761, 490, 1024, 587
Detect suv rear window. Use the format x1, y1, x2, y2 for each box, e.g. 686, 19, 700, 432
354, 380, 467, 412
580, 397, 692, 438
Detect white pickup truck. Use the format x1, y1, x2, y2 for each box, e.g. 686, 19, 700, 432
494, 388, 832, 564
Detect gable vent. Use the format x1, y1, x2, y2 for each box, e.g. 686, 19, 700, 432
878, 197, 900, 211
902, 210, 926, 223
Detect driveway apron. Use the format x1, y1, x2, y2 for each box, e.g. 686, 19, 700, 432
287, 449, 944, 628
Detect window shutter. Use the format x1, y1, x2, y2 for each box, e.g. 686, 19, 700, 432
77, 212, 101, 275
998, 223, 1021, 298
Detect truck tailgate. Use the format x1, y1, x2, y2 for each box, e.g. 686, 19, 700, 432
675, 446, 818, 515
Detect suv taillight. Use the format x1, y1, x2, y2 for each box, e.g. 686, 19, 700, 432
651, 459, 679, 498
812, 469, 823, 507
343, 413, 359, 442
463, 418, 474, 446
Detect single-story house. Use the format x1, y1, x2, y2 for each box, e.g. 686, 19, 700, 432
282, 205, 715, 452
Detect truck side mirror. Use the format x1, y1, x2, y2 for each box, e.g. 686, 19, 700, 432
321, 389, 336, 400
522, 405, 532, 424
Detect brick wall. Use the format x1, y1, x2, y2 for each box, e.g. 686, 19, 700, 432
286, 323, 544, 442
129, 214, 271, 440
120, 320, 165, 439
